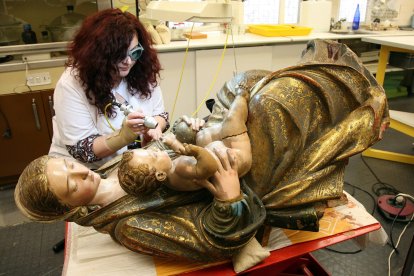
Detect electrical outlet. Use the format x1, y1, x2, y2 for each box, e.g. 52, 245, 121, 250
27, 72, 52, 86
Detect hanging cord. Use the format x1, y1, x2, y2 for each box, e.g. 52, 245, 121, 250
170, 23, 196, 123
230, 25, 238, 76
104, 103, 116, 131
191, 23, 231, 117
24, 59, 33, 92
13, 59, 32, 93
105, 102, 141, 143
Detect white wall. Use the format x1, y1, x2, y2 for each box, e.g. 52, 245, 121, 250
397, 0, 414, 26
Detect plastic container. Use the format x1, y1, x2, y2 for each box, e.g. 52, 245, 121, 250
248, 24, 312, 37
41, 30, 51, 43
46, 5, 85, 42
0, 13, 23, 46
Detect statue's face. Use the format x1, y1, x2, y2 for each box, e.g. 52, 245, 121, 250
46, 158, 101, 207
129, 148, 172, 174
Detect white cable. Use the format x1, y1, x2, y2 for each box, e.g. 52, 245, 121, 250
13, 58, 32, 93
387, 197, 414, 276
396, 193, 414, 202
24, 58, 32, 90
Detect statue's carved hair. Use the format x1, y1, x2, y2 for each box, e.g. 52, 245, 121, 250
14, 155, 80, 222
118, 150, 164, 196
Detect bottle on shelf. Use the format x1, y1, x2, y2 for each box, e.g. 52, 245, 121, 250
411, 13, 414, 28
352, 4, 360, 31
41, 30, 50, 43
21, 24, 37, 44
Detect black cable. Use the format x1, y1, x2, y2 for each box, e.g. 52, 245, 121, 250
345, 181, 356, 196
323, 156, 411, 256
360, 156, 414, 253
372, 182, 400, 197
0, 107, 12, 139
321, 182, 375, 255
388, 198, 407, 254
344, 181, 376, 215
324, 247, 362, 254
361, 155, 400, 196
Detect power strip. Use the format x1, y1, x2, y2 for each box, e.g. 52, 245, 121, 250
27, 72, 52, 86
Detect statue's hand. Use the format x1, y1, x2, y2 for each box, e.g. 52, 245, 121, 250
179, 143, 198, 156
235, 80, 250, 102
161, 133, 185, 153
197, 148, 241, 201
180, 144, 219, 179
181, 115, 205, 131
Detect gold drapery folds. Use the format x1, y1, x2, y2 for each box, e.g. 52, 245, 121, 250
207, 39, 389, 229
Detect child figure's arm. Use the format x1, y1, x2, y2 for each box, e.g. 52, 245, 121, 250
163, 133, 218, 180
161, 132, 185, 153
179, 144, 218, 180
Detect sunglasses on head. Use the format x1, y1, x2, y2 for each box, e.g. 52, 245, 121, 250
126, 43, 144, 61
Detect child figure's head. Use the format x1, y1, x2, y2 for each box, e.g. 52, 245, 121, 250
118, 149, 172, 196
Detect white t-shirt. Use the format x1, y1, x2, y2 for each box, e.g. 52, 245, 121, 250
49, 67, 166, 169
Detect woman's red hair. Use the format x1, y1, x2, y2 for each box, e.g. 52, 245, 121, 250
66, 8, 162, 116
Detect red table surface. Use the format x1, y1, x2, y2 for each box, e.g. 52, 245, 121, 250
180, 222, 381, 275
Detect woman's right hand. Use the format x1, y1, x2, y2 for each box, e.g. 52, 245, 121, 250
126, 111, 148, 135
104, 110, 147, 152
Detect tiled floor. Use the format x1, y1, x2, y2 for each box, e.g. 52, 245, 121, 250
0, 184, 30, 228
0, 96, 413, 276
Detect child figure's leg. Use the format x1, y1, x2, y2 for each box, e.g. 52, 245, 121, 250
220, 83, 250, 139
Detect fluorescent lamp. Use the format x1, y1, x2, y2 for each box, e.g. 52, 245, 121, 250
145, 1, 233, 23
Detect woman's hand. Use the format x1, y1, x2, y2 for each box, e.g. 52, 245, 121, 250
197, 148, 241, 201
126, 111, 149, 135
145, 127, 162, 140
141, 127, 163, 146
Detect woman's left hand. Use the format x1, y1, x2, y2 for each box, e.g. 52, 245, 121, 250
141, 127, 162, 146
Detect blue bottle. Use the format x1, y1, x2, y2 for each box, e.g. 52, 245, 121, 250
352, 4, 360, 31
21, 24, 37, 44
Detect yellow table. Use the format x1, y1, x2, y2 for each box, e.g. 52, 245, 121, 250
361, 35, 414, 164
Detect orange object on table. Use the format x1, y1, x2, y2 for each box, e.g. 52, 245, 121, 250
183, 32, 207, 39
